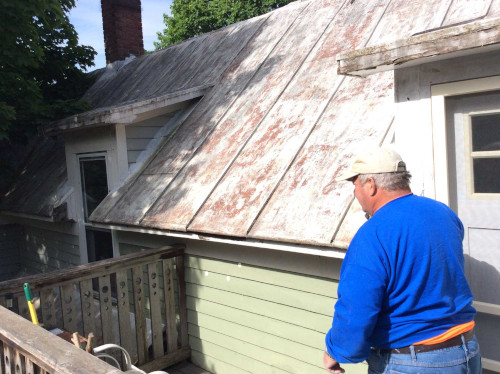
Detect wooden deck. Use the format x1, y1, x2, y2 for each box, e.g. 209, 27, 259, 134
168, 361, 213, 374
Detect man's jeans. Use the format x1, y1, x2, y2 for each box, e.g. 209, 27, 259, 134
366, 336, 481, 374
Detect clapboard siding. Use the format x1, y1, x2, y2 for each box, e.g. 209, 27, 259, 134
186, 256, 337, 298
116, 235, 355, 373
184, 255, 365, 374
19, 224, 80, 274
0, 224, 22, 281
126, 115, 176, 169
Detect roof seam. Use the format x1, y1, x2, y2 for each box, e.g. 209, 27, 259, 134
248, 0, 394, 244
178, 22, 242, 91
245, 0, 351, 237
136, 2, 308, 228
184, 0, 317, 232
99, 106, 197, 223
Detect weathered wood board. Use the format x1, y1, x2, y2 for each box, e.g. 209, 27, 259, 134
133, 265, 148, 364
116, 269, 135, 361
163, 259, 178, 353
148, 262, 164, 359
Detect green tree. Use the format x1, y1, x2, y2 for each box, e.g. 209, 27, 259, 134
0, 0, 97, 142
155, 0, 296, 49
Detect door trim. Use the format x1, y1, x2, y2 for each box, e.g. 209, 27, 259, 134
430, 75, 500, 205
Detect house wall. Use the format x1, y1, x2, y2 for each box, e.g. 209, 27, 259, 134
115, 231, 366, 374
0, 217, 80, 277
125, 115, 176, 170
65, 126, 121, 263
394, 49, 500, 374
393, 49, 500, 198
0, 224, 22, 281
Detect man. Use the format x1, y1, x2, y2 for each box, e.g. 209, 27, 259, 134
323, 147, 481, 374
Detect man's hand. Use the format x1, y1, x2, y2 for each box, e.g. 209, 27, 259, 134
323, 351, 345, 373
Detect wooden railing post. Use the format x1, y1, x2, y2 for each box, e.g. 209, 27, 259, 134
0, 245, 190, 373
0, 306, 123, 374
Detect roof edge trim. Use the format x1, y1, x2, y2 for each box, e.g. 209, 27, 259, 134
90, 222, 348, 258
1, 210, 56, 223
42, 84, 214, 135
336, 16, 500, 77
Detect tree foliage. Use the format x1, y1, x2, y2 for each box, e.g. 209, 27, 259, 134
0, 0, 96, 142
154, 0, 296, 49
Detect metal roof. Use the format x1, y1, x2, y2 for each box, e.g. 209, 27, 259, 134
0, 137, 71, 221
88, 0, 498, 247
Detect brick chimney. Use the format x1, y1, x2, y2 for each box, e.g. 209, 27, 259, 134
101, 0, 144, 64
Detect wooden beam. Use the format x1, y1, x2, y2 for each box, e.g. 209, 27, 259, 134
0, 306, 122, 374
337, 17, 500, 77
139, 346, 190, 374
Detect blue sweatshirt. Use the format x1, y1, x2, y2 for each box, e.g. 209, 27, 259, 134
325, 194, 476, 363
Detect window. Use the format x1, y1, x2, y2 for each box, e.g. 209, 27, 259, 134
79, 154, 114, 262
466, 112, 500, 196
80, 156, 109, 221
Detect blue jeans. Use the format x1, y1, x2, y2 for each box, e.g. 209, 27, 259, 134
366, 336, 481, 374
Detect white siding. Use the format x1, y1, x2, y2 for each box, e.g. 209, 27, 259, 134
126, 115, 176, 170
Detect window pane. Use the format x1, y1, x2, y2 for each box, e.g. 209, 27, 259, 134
80, 158, 108, 220
471, 113, 500, 151
473, 158, 500, 193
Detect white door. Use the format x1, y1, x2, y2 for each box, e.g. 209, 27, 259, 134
446, 91, 500, 373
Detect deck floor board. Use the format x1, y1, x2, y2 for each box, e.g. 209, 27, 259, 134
168, 361, 213, 374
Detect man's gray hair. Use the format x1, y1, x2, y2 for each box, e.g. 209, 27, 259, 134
358, 171, 412, 191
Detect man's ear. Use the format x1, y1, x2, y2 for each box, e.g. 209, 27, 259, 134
368, 177, 377, 196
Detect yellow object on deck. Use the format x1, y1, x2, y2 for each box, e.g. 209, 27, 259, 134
23, 283, 39, 325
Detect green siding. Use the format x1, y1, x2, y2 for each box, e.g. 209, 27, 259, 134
116, 237, 361, 374
185, 254, 366, 374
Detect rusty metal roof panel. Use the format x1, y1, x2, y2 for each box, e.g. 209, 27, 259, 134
90, 0, 495, 247
139, 0, 316, 230
490, 0, 500, 16
92, 1, 307, 226
367, 0, 451, 46
188, 0, 387, 237
82, 18, 265, 114
248, 73, 394, 245
442, 0, 492, 26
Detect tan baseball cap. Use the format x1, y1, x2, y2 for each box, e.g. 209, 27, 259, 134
337, 146, 407, 181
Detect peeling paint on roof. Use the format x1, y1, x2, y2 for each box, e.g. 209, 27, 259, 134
90, 0, 497, 247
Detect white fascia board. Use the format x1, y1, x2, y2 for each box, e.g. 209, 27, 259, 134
90, 222, 348, 259
42, 84, 213, 135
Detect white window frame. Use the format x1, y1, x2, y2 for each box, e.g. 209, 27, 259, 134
77, 152, 120, 260
430, 75, 500, 206
463, 110, 500, 199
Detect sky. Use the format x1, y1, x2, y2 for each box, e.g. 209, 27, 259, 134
69, 0, 173, 71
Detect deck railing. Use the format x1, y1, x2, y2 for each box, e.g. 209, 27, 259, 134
0, 306, 123, 374
0, 244, 189, 373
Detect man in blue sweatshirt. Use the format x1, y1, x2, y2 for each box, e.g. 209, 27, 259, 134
323, 147, 481, 374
